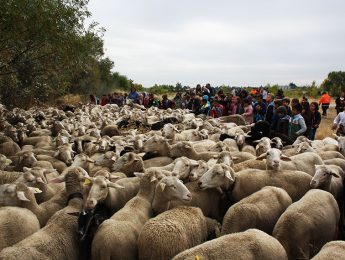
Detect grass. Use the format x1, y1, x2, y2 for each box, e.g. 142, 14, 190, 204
316, 105, 336, 140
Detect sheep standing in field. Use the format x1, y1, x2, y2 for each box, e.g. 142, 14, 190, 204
311, 241, 345, 260
199, 166, 311, 202
221, 186, 292, 235
273, 189, 339, 260
0, 207, 40, 251
0, 169, 84, 260
256, 148, 323, 176
138, 206, 220, 260
173, 229, 288, 260
91, 170, 161, 260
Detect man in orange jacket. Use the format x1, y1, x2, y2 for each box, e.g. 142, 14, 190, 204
319, 91, 331, 116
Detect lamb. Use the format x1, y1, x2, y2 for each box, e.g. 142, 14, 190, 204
138, 206, 220, 260
91, 170, 160, 260
311, 241, 345, 260
0, 207, 40, 251
199, 166, 311, 202
273, 189, 339, 260
172, 229, 288, 260
221, 186, 292, 235
255, 137, 271, 156
256, 148, 323, 176
84, 175, 140, 214
0, 169, 84, 260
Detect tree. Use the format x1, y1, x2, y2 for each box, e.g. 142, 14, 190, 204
321, 71, 345, 95
0, 0, 104, 108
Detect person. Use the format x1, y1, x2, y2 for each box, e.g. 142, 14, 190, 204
191, 94, 201, 114
199, 97, 211, 115
319, 91, 331, 116
332, 109, 345, 136
276, 89, 284, 99
160, 94, 173, 110
335, 91, 345, 115
148, 93, 160, 107
195, 84, 202, 96
288, 103, 307, 141
270, 99, 283, 130
262, 88, 268, 100
309, 102, 321, 140
301, 102, 311, 138
272, 106, 290, 136
100, 95, 109, 106
242, 98, 253, 124
137, 93, 145, 106
282, 98, 292, 116
230, 96, 242, 115
173, 93, 182, 109
181, 94, 191, 109
89, 94, 98, 105
128, 87, 139, 103
253, 95, 266, 122
209, 96, 224, 118
265, 94, 275, 124
206, 83, 215, 97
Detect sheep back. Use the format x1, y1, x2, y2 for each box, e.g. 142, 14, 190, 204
172, 229, 288, 260
138, 206, 209, 260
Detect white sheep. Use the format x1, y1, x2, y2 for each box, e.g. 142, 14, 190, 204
138, 206, 220, 260
273, 189, 340, 259
91, 170, 161, 259
221, 186, 292, 235
173, 229, 288, 260
311, 241, 345, 260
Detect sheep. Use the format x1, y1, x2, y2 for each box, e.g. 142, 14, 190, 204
54, 143, 75, 166
91, 170, 160, 260
0, 154, 12, 170
22, 135, 52, 147
189, 160, 209, 181
241, 144, 256, 155
273, 189, 340, 260
151, 176, 192, 215
101, 124, 120, 137
143, 135, 172, 156
199, 166, 311, 202
254, 137, 271, 156
142, 156, 173, 168
324, 158, 345, 170
35, 154, 67, 173
169, 142, 218, 161
221, 186, 292, 235
0, 141, 21, 157
311, 241, 345, 260
0, 169, 84, 260
296, 141, 345, 160
173, 229, 288, 260
335, 135, 345, 156
256, 148, 323, 176
0, 207, 40, 251
138, 206, 221, 260
111, 152, 144, 176
84, 175, 140, 214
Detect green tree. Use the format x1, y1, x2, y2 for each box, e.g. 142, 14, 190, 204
0, 0, 104, 108
321, 71, 345, 95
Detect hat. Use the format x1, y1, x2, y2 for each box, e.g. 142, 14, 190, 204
203, 95, 209, 100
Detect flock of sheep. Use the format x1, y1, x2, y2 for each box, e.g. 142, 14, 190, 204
0, 101, 345, 260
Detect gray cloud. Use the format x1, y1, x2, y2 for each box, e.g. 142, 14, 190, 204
88, 0, 345, 87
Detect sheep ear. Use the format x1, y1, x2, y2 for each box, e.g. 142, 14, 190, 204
111, 156, 117, 162
86, 157, 95, 163
23, 167, 31, 172
49, 176, 65, 183
150, 176, 157, 182
109, 175, 120, 181
36, 177, 45, 184
160, 182, 166, 191
333, 133, 338, 140
134, 172, 145, 178
5, 159, 12, 165
225, 171, 233, 180
189, 160, 199, 167
16, 191, 30, 201
253, 140, 261, 144
107, 182, 124, 189
280, 155, 291, 161
256, 153, 267, 160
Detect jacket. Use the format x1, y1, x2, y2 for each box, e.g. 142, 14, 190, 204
319, 93, 331, 104
289, 114, 307, 139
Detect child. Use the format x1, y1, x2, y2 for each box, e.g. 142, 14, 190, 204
309, 102, 321, 140
242, 98, 253, 124
288, 103, 307, 141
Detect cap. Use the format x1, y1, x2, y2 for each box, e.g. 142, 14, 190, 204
203, 95, 209, 100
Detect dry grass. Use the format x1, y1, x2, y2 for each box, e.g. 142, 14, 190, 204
316, 106, 336, 140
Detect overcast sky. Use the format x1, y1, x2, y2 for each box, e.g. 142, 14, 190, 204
88, 0, 345, 87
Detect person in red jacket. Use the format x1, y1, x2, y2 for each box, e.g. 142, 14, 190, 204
319, 91, 331, 116
210, 96, 224, 118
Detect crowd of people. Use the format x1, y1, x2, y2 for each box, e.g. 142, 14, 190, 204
90, 84, 345, 142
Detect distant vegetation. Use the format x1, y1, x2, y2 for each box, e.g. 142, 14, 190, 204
0, 1, 344, 108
